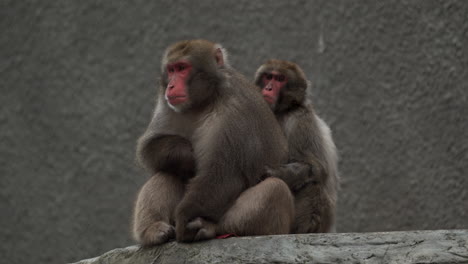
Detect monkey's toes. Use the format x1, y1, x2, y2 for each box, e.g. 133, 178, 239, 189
186, 217, 204, 230
194, 227, 216, 241
141, 221, 175, 246
186, 217, 216, 241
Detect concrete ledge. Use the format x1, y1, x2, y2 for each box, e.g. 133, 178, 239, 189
71, 230, 468, 264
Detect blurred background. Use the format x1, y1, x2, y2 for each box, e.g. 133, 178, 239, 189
1, 1, 467, 263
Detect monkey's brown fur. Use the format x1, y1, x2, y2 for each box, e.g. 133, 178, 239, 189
133, 40, 294, 245
255, 59, 339, 233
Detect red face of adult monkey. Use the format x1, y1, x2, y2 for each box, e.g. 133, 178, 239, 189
165, 61, 192, 106
133, 41, 294, 246
255, 59, 339, 233
161, 43, 226, 112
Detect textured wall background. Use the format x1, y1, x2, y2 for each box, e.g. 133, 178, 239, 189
1, 1, 467, 263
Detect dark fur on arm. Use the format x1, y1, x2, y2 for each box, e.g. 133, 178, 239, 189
174, 144, 248, 242
140, 135, 195, 179
263, 158, 326, 192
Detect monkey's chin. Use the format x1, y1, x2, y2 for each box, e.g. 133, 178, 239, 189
263, 96, 277, 109
167, 101, 189, 113
165, 95, 190, 113
264, 101, 276, 111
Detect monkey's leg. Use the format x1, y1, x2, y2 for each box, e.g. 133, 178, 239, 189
217, 177, 295, 236
293, 185, 334, 234
132, 172, 185, 246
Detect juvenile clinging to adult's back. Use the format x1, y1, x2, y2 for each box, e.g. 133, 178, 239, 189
254, 59, 339, 233
132, 40, 294, 246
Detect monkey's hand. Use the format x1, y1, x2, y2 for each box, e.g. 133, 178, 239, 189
262, 162, 319, 192
139, 221, 175, 246
261, 165, 282, 181
175, 215, 216, 243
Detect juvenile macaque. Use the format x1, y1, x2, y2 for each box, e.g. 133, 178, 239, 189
255, 60, 339, 233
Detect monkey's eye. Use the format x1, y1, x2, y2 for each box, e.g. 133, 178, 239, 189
168, 67, 175, 73
266, 73, 273, 80
276, 75, 286, 82
177, 65, 185, 71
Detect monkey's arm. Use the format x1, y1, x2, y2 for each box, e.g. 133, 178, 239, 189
264, 157, 325, 192
174, 158, 245, 242
138, 135, 195, 177
174, 119, 253, 242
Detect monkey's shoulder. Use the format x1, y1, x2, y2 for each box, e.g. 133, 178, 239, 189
221, 68, 250, 87
279, 105, 314, 129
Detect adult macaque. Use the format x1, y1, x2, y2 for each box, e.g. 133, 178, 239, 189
254, 60, 339, 233
133, 40, 294, 246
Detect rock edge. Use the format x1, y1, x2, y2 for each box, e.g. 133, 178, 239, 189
71, 230, 468, 264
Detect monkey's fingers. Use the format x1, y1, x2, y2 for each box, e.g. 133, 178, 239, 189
175, 216, 197, 242
259, 166, 274, 181
186, 217, 216, 241
186, 217, 204, 230
141, 221, 175, 246
194, 228, 216, 241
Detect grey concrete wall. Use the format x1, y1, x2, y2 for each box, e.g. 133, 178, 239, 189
1, 1, 467, 263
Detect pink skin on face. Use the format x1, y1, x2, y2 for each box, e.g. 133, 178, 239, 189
261, 71, 287, 105
165, 62, 192, 105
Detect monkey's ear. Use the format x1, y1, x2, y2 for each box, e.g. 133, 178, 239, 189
214, 44, 229, 67
215, 48, 225, 67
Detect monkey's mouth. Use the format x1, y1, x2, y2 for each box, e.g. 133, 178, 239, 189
167, 96, 187, 105
263, 95, 275, 104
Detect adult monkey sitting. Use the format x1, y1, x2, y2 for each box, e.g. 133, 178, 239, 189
254, 60, 339, 233
133, 40, 294, 246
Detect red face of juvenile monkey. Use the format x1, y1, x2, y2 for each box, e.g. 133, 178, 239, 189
261, 71, 287, 106
165, 61, 192, 107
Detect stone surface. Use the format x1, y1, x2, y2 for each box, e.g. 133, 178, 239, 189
2, 1, 468, 264
72, 230, 468, 264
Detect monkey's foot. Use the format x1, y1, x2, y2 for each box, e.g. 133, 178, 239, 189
181, 217, 216, 242
141, 221, 175, 246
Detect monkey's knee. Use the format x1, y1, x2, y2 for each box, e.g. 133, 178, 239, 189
259, 177, 295, 234
264, 177, 295, 209
262, 177, 294, 198
218, 178, 294, 236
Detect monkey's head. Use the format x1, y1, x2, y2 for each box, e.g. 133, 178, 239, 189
161, 39, 229, 112
254, 60, 308, 113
